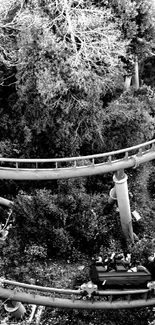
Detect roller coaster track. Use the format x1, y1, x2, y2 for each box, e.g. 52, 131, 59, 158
0, 279, 155, 309
0, 139, 155, 180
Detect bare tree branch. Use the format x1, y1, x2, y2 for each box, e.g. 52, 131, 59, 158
63, 0, 77, 53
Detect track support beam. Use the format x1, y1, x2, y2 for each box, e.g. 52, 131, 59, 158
0, 287, 155, 309
113, 170, 134, 244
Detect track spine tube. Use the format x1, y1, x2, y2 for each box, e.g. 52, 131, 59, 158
113, 171, 134, 243
0, 288, 155, 309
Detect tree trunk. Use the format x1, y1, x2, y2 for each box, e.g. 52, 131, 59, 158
124, 74, 132, 91
132, 56, 139, 90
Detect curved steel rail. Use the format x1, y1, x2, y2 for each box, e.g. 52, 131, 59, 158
0, 278, 149, 296
0, 140, 155, 179
0, 279, 155, 309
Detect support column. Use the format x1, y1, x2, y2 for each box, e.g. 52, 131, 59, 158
113, 170, 134, 244
4, 300, 26, 318
132, 56, 139, 90
0, 197, 13, 208
108, 187, 117, 205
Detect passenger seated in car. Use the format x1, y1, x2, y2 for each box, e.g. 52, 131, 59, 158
96, 251, 132, 272
96, 254, 103, 263
101, 252, 130, 271
115, 252, 133, 271
102, 252, 116, 271
114, 253, 126, 270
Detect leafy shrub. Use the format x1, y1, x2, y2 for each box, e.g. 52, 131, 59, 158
130, 236, 155, 265
147, 169, 155, 198
40, 306, 154, 325
24, 244, 47, 259
102, 89, 155, 151
12, 181, 114, 260
48, 228, 74, 258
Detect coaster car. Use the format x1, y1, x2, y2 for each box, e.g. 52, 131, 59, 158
90, 262, 151, 289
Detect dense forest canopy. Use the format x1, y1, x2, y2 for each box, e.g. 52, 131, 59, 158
0, 0, 155, 324
0, 0, 155, 158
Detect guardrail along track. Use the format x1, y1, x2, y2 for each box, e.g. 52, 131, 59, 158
1, 279, 155, 309
0, 140, 155, 179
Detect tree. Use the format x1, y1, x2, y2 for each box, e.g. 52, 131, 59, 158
0, 0, 23, 69
107, 0, 155, 90
1, 0, 154, 161
1, 0, 127, 157
102, 88, 155, 151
